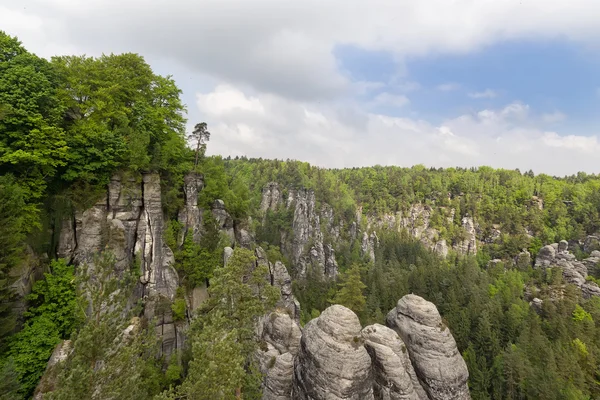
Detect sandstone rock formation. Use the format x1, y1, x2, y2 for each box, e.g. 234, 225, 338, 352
177, 172, 204, 245
212, 199, 235, 245
261, 183, 339, 280
535, 242, 600, 298
57, 173, 182, 359
387, 295, 470, 400
257, 311, 302, 400
362, 324, 426, 400
293, 305, 374, 399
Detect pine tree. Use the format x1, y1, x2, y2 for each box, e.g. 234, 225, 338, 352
331, 265, 367, 316
167, 247, 279, 399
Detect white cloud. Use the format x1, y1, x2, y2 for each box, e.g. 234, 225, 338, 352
4, 0, 600, 174
469, 89, 498, 99
199, 84, 600, 175
372, 92, 410, 108
542, 112, 567, 123
437, 83, 461, 92
6, 0, 600, 100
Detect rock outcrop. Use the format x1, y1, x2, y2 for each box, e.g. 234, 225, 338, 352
362, 324, 426, 400
261, 182, 283, 213
261, 184, 339, 280
387, 295, 470, 400
212, 199, 235, 245
364, 205, 476, 259
535, 242, 600, 298
293, 305, 374, 400
257, 311, 302, 400
270, 295, 470, 400
584, 235, 600, 253
254, 248, 300, 323
57, 173, 182, 359
177, 172, 204, 245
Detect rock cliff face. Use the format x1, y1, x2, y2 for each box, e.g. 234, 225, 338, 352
535, 241, 600, 298
177, 172, 204, 245
292, 305, 374, 400
57, 173, 182, 359
364, 204, 477, 258
259, 295, 469, 400
261, 184, 339, 280
387, 295, 470, 400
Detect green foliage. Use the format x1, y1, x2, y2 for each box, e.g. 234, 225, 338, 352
0, 175, 28, 343
4, 258, 79, 398
573, 304, 593, 323
171, 298, 186, 322
174, 212, 227, 288
330, 264, 367, 317
0, 31, 68, 203
0, 359, 21, 400
47, 253, 163, 400
164, 248, 279, 399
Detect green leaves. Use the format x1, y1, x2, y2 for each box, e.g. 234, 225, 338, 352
169, 248, 279, 399
6, 259, 78, 398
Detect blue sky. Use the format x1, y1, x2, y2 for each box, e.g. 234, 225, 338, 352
338, 39, 600, 131
3, 0, 600, 175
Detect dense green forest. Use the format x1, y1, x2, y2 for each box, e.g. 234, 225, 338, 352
2, 30, 600, 400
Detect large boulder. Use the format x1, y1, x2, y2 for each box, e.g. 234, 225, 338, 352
387, 295, 470, 400
362, 324, 426, 400
293, 305, 374, 399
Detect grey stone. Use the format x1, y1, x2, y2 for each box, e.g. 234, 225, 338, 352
362, 324, 425, 400
261, 182, 283, 213
177, 172, 204, 245
263, 352, 295, 400
293, 305, 374, 400
387, 295, 470, 400
584, 236, 600, 253
224, 246, 234, 266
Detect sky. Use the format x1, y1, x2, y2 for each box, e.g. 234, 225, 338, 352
2, 0, 600, 176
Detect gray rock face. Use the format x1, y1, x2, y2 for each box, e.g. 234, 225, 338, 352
535, 243, 600, 298
261, 182, 283, 213
177, 172, 204, 245
584, 236, 600, 253
362, 324, 425, 400
57, 173, 182, 360
282, 187, 338, 280
223, 246, 234, 267
258, 311, 302, 400
455, 217, 477, 256
212, 199, 235, 245
366, 205, 475, 258
293, 305, 374, 400
362, 231, 378, 263
387, 295, 470, 400
272, 261, 301, 323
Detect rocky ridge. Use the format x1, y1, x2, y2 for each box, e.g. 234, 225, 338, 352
535, 240, 600, 298
257, 294, 470, 400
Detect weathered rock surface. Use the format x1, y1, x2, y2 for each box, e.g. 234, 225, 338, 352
260, 184, 338, 280
584, 235, 600, 253
293, 305, 374, 399
261, 182, 283, 213
57, 173, 182, 359
362, 324, 425, 400
387, 295, 470, 400
365, 204, 476, 258
362, 231, 379, 263
177, 172, 204, 245
535, 243, 600, 298
257, 311, 302, 400
212, 199, 235, 245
